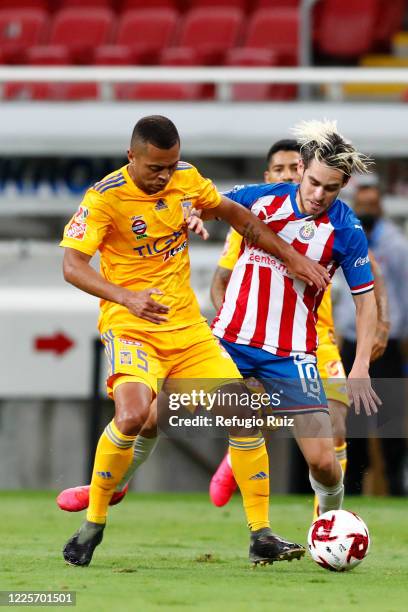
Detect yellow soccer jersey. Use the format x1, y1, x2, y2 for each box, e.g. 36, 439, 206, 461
315, 285, 335, 345
217, 228, 336, 340
218, 228, 243, 270
60, 162, 221, 334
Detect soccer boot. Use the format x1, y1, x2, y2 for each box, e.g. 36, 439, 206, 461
57, 484, 129, 512
63, 521, 105, 567
209, 453, 237, 507
249, 527, 305, 566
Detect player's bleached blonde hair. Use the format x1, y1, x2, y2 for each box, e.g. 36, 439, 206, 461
291, 119, 372, 180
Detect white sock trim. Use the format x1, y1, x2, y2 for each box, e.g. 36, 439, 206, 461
309, 472, 343, 495
309, 472, 344, 514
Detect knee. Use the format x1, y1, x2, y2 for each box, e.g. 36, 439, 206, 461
115, 403, 150, 436
308, 450, 336, 475
331, 417, 347, 442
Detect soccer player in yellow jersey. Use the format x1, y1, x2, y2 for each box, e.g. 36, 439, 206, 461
60, 116, 330, 567
209, 140, 389, 515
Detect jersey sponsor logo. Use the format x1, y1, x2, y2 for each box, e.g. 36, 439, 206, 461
119, 350, 133, 365
248, 250, 287, 274
119, 337, 142, 346
354, 255, 369, 267
155, 198, 168, 211
65, 220, 86, 240
74, 205, 89, 222
299, 221, 316, 241
162, 239, 187, 261
131, 216, 147, 240
133, 229, 186, 257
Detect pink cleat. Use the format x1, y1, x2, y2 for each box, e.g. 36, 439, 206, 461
209, 453, 237, 507
56, 484, 128, 512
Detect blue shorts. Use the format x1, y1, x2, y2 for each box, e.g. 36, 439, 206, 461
220, 338, 328, 416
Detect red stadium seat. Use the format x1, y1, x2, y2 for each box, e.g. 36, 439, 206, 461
316, 0, 379, 59
115, 9, 178, 64
374, 0, 406, 49
225, 47, 296, 100
118, 0, 179, 12
116, 46, 204, 100
7, 42, 99, 100
56, 0, 113, 8
0, 1, 49, 9
171, 7, 244, 65
0, 9, 49, 63
93, 45, 133, 65
27, 44, 69, 63
244, 8, 299, 65
225, 48, 277, 100
255, 0, 300, 7
45, 8, 115, 64
185, 0, 248, 10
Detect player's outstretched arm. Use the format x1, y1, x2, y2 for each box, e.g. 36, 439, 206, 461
369, 250, 390, 362
63, 247, 169, 324
204, 196, 330, 290
347, 290, 381, 416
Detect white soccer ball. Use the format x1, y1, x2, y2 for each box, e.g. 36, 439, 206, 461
307, 509, 370, 572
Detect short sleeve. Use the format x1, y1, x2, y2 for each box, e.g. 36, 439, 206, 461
218, 228, 243, 270
193, 171, 222, 210
59, 189, 112, 256
223, 183, 275, 209
336, 226, 374, 295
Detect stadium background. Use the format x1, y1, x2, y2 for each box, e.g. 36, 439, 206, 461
0, 0, 407, 498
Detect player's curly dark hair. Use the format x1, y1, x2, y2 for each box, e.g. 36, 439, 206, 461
131, 115, 180, 150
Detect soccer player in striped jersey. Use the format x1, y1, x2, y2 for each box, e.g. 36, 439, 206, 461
209, 140, 388, 516
209, 120, 381, 542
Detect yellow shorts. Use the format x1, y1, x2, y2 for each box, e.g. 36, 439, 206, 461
101, 322, 242, 398
317, 341, 349, 406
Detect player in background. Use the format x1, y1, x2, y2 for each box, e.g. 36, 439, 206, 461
208, 119, 381, 558
209, 141, 389, 516
59, 115, 329, 567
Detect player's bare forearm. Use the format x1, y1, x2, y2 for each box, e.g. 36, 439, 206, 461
204, 196, 291, 260
347, 290, 381, 415
63, 248, 128, 304
350, 291, 378, 375
210, 266, 232, 311
62, 248, 169, 324
369, 250, 390, 361
370, 250, 389, 325
204, 197, 330, 289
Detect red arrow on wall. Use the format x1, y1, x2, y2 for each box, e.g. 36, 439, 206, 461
34, 332, 74, 356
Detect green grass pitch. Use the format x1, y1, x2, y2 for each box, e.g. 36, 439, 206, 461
1, 492, 407, 612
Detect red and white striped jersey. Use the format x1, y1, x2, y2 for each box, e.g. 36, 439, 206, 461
212, 183, 373, 356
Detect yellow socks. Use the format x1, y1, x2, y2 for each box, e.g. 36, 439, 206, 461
87, 420, 136, 524
229, 436, 270, 531
313, 442, 347, 520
